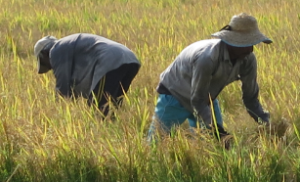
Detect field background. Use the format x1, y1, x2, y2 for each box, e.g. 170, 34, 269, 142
0, 0, 300, 181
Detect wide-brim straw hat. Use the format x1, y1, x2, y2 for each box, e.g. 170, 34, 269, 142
34, 36, 57, 73
211, 13, 272, 47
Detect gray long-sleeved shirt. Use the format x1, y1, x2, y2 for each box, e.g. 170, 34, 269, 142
49, 33, 140, 98
159, 39, 269, 126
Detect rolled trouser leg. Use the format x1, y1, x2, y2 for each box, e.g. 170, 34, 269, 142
213, 99, 223, 128
147, 94, 190, 143
188, 99, 223, 130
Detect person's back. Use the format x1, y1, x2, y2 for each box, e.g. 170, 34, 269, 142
50, 33, 140, 97
160, 39, 223, 110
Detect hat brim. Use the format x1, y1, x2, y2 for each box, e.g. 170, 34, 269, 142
211, 30, 272, 47
37, 57, 51, 74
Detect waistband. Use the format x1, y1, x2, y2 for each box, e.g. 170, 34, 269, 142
156, 83, 172, 95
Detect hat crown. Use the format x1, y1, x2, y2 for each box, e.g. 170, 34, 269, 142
228, 13, 258, 32
211, 13, 272, 47
34, 36, 57, 57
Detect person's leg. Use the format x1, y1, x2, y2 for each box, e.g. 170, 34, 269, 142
212, 99, 223, 128
115, 63, 140, 106
88, 65, 131, 116
147, 94, 192, 142
87, 76, 108, 114
187, 99, 223, 129
187, 115, 212, 139
187, 114, 201, 135
188, 115, 203, 128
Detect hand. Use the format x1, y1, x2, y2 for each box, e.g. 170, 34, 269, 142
212, 123, 233, 150
259, 112, 270, 125
212, 123, 229, 137
221, 134, 233, 150
258, 119, 290, 137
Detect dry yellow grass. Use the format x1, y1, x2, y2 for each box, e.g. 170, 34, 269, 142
0, 0, 300, 181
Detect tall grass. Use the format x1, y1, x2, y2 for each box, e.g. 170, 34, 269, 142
0, 0, 300, 181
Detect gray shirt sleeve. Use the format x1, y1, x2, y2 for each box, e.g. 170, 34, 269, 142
240, 53, 269, 123
190, 55, 214, 127
50, 43, 74, 98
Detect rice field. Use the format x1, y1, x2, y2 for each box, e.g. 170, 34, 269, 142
0, 0, 300, 181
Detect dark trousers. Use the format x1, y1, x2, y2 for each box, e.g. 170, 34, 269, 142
88, 63, 140, 116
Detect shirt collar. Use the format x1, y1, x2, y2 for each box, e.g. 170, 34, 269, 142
220, 41, 231, 64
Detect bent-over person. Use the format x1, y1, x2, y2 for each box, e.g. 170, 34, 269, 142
147, 13, 271, 147
34, 33, 141, 117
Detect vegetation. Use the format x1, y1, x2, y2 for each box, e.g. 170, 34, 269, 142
0, 0, 299, 181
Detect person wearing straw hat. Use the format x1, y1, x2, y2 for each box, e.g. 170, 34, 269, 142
147, 13, 272, 145
33, 33, 140, 117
